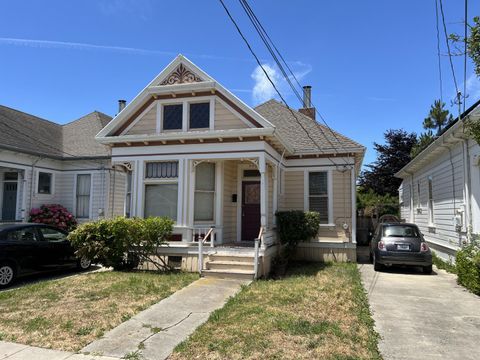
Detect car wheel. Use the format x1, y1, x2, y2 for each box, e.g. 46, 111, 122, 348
423, 265, 432, 274
0, 263, 16, 288
373, 254, 383, 271
77, 257, 92, 271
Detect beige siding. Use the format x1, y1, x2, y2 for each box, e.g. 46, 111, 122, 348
126, 106, 156, 135
268, 166, 274, 228
223, 161, 238, 243
214, 100, 250, 130
106, 169, 127, 218
281, 171, 304, 211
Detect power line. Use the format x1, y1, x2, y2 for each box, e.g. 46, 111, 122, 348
435, 0, 443, 102
438, 0, 461, 117
237, 0, 355, 161
218, 0, 350, 167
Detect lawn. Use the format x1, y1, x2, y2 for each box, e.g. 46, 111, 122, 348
172, 262, 381, 360
0, 270, 197, 351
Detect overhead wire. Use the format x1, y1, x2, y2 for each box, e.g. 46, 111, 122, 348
218, 0, 352, 169
238, 0, 357, 162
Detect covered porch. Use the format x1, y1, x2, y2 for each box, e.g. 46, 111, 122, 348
116, 151, 280, 250
0, 165, 27, 222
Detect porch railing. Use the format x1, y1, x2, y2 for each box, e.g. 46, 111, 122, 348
197, 226, 215, 275
254, 226, 264, 280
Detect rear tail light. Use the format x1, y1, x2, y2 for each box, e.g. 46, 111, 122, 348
378, 240, 386, 251
420, 242, 429, 252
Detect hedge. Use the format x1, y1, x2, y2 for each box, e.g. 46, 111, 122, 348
456, 242, 480, 296
67, 217, 174, 271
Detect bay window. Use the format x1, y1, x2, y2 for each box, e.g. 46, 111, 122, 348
194, 162, 215, 222
144, 161, 179, 221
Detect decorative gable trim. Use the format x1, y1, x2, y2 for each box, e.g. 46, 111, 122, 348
160, 63, 203, 85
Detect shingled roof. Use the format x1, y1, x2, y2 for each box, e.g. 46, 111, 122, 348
0, 105, 112, 159
255, 99, 364, 155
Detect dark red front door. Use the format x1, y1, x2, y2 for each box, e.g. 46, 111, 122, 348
241, 181, 261, 241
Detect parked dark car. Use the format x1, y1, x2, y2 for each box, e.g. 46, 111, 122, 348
0, 223, 91, 288
370, 223, 432, 274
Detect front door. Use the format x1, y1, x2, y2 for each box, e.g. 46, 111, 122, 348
241, 181, 261, 241
2, 182, 17, 221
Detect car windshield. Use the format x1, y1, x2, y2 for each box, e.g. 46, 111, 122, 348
383, 225, 419, 238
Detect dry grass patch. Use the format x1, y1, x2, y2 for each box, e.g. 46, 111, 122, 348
0, 270, 197, 351
172, 262, 381, 360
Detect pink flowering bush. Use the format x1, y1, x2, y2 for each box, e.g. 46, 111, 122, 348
29, 204, 77, 232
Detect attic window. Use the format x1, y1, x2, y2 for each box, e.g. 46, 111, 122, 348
189, 103, 210, 129
163, 104, 183, 130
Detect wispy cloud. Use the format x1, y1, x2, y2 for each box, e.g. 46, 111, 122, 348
0, 37, 255, 62
465, 73, 480, 100
250, 62, 312, 104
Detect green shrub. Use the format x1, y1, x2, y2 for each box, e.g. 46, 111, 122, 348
456, 242, 480, 295
276, 211, 320, 257
432, 252, 456, 274
67, 217, 174, 270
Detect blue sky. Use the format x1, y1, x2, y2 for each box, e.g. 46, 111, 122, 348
1, 0, 479, 166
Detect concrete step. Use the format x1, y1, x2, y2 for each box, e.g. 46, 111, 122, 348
202, 269, 255, 280
206, 260, 255, 271
209, 254, 255, 263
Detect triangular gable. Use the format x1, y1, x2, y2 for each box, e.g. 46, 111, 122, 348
96, 54, 274, 138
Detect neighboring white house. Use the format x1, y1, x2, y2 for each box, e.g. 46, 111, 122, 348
396, 100, 480, 262
95, 54, 365, 276
0, 106, 126, 222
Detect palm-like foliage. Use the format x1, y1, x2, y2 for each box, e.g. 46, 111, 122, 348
423, 100, 453, 135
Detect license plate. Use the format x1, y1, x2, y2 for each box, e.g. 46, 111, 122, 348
397, 244, 410, 250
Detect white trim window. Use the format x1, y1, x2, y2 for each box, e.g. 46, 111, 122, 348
144, 161, 179, 221
427, 176, 434, 225
308, 171, 329, 224
416, 181, 421, 209
162, 104, 183, 130
76, 174, 91, 218
194, 162, 215, 222
189, 102, 210, 129
37, 171, 53, 194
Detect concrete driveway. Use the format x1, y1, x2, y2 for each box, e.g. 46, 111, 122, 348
358, 247, 480, 360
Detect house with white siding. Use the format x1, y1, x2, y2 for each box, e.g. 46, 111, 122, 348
96, 55, 365, 277
0, 106, 126, 223
396, 100, 480, 262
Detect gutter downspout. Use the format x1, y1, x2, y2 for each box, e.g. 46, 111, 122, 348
29, 156, 44, 216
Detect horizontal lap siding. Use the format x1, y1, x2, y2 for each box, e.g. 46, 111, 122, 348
214, 100, 249, 130
281, 171, 304, 211
223, 161, 237, 243
268, 166, 274, 228
106, 170, 127, 218
126, 106, 156, 135
401, 143, 466, 249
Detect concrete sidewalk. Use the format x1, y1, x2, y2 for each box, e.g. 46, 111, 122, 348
81, 277, 249, 360
0, 341, 116, 360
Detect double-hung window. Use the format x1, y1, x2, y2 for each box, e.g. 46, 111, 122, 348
76, 174, 91, 218
308, 172, 329, 224
194, 162, 215, 222
144, 162, 179, 221
38, 172, 52, 194
427, 176, 434, 225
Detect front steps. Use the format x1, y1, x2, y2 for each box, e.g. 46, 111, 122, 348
202, 253, 257, 280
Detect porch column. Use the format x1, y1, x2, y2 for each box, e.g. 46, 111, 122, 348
272, 163, 278, 226
186, 159, 195, 242
259, 155, 267, 229
351, 166, 357, 243
20, 171, 27, 221
215, 160, 224, 244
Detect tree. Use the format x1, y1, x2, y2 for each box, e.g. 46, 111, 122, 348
410, 130, 435, 158
450, 16, 480, 77
422, 100, 453, 136
359, 129, 417, 197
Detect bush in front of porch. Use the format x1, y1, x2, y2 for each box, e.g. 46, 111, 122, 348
68, 217, 174, 271
28, 204, 77, 231
274, 211, 320, 274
